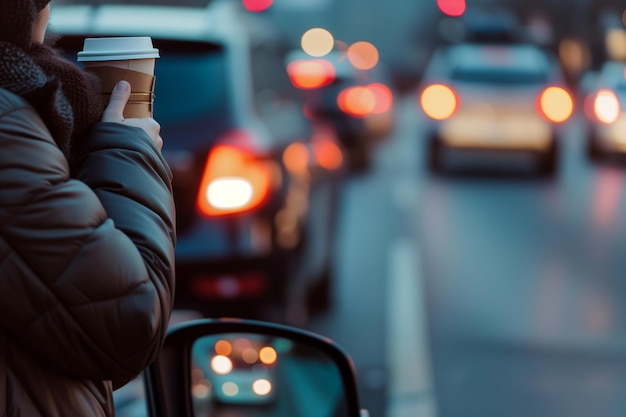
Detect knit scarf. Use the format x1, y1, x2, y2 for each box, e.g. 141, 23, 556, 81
0, 37, 103, 158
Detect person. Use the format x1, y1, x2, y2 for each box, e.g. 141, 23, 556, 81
0, 1, 176, 416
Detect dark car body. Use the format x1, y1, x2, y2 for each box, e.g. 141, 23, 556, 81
51, 0, 345, 321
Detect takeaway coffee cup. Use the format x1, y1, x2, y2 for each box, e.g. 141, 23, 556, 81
77, 37, 160, 118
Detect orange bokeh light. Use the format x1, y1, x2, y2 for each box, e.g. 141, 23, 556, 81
538, 86, 573, 123
283, 142, 310, 175
420, 84, 459, 120
338, 86, 376, 117
312, 135, 343, 170
369, 83, 393, 114
347, 41, 379, 70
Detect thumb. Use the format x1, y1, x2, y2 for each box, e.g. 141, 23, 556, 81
102, 80, 130, 122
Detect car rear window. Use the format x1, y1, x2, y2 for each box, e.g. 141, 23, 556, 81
153, 40, 229, 126
451, 68, 548, 85
447, 44, 550, 85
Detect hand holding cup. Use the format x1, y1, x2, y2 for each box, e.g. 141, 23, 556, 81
102, 80, 163, 150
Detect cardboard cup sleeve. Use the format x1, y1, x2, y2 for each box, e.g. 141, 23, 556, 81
87, 66, 156, 118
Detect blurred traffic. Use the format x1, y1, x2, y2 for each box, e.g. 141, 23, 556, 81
418, 41, 572, 176
52, 0, 347, 324
46, 0, 626, 416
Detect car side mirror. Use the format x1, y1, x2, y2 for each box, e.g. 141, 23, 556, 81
143, 318, 368, 417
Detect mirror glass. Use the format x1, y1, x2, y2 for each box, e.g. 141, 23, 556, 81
190, 332, 349, 417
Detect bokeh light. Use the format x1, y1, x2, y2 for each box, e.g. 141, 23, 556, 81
214, 340, 232, 356
211, 355, 233, 375
437, 0, 466, 17
369, 83, 393, 114
338, 86, 376, 117
242, 0, 273, 12
312, 135, 343, 170
286, 59, 335, 89
539, 87, 573, 123
252, 379, 272, 396
301, 28, 335, 57
605, 28, 626, 61
242, 347, 259, 364
347, 41, 379, 70
222, 382, 239, 397
420, 84, 458, 120
259, 346, 278, 364
283, 142, 310, 175
594, 89, 620, 124
559, 38, 591, 78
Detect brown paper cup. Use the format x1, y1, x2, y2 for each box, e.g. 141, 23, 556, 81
77, 37, 159, 118
86, 65, 156, 118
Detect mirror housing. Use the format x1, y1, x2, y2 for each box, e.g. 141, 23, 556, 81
143, 318, 364, 417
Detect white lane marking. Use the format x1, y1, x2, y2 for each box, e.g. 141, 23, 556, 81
386, 237, 438, 417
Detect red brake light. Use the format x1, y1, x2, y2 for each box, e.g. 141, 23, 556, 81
311, 130, 343, 170
197, 130, 273, 217
336, 83, 392, 118
337, 85, 376, 117
369, 83, 394, 114
287, 59, 335, 89
592, 89, 620, 124
282, 142, 310, 176
242, 0, 273, 12
420, 83, 459, 120
537, 86, 573, 123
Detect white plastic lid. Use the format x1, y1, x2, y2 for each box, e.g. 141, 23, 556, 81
77, 37, 160, 61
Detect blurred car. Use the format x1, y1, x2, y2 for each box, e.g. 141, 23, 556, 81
581, 60, 626, 160
418, 42, 574, 176
459, 6, 526, 44
286, 50, 395, 172
50, 0, 345, 321
192, 335, 279, 406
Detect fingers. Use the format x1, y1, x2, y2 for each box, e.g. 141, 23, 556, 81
98, 80, 163, 150
121, 118, 163, 150
101, 81, 130, 122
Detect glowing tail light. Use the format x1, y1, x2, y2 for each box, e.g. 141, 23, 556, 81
287, 59, 335, 89
537, 86, 573, 123
337, 83, 393, 117
197, 131, 272, 216
337, 85, 376, 117
420, 84, 459, 120
311, 134, 343, 170
369, 83, 393, 114
282, 142, 310, 176
242, 0, 273, 12
593, 89, 620, 124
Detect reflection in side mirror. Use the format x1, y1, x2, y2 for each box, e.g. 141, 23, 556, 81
191, 333, 348, 417
144, 319, 363, 417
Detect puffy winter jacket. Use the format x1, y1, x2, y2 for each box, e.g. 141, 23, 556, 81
0, 88, 176, 417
